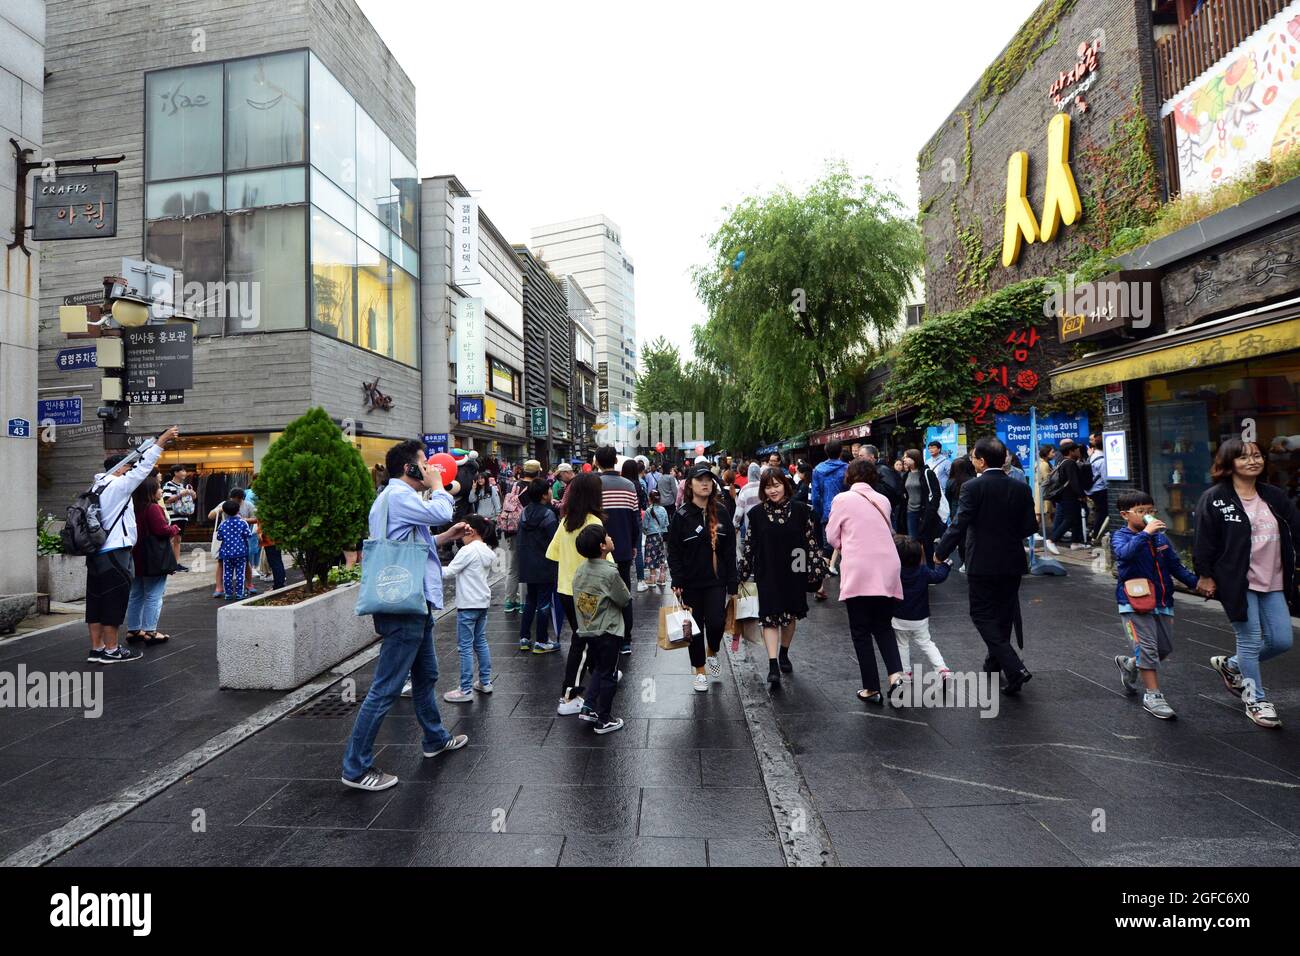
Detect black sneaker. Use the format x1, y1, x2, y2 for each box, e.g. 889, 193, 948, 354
176, 563, 190, 572
99, 646, 141, 664
620, 642, 632, 656
86, 648, 104, 663
578, 704, 600, 723
594, 717, 624, 735
340, 767, 398, 791
1004, 668, 1033, 695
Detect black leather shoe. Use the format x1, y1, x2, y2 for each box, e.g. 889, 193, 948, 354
778, 652, 793, 674
1003, 669, 1033, 695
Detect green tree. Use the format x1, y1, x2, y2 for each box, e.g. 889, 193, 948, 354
693, 164, 922, 433
635, 336, 687, 426
252, 407, 374, 594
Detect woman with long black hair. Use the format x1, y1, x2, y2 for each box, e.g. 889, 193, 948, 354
1194, 437, 1300, 728
945, 456, 977, 572
903, 448, 944, 564
667, 463, 739, 693
545, 472, 609, 715
739, 468, 825, 686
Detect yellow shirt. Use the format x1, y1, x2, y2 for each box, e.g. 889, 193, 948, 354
546, 513, 613, 595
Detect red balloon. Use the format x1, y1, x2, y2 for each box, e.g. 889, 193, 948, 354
581, 463, 592, 473
789, 463, 797, 474
655, 442, 665, 453
429, 453, 459, 477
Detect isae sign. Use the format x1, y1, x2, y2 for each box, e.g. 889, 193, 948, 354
1001, 112, 1083, 267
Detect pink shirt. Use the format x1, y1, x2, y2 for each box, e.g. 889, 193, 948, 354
1241, 494, 1284, 592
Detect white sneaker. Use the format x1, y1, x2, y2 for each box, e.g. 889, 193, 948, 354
637, 581, 648, 592
707, 655, 721, 682
1045, 539, 1060, 555
473, 679, 494, 694
693, 673, 710, 693
557, 696, 584, 716
443, 688, 474, 703
400, 679, 413, 698
1069, 543, 1090, 550
1246, 700, 1282, 728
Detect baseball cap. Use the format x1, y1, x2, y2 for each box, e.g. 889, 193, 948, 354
522, 459, 542, 476
555, 462, 574, 474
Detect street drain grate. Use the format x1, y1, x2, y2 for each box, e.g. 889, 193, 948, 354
290, 695, 357, 718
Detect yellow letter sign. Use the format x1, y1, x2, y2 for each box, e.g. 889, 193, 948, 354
1000, 111, 1083, 267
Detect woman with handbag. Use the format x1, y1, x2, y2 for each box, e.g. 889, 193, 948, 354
125, 476, 180, 646
666, 463, 739, 693
739, 468, 825, 687
903, 448, 945, 565
1193, 438, 1300, 729
827, 458, 905, 704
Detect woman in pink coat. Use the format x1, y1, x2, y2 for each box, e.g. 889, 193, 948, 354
826, 458, 905, 704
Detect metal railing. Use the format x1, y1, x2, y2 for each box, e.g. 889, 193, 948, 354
1154, 0, 1291, 102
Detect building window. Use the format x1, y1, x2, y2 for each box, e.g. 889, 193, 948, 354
309, 54, 356, 195
224, 167, 306, 211
144, 215, 224, 336
144, 176, 223, 219
225, 207, 307, 333
491, 358, 520, 402
146, 63, 223, 181
224, 53, 306, 171
310, 208, 356, 344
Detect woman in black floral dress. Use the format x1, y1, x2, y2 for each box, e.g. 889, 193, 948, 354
739, 468, 826, 686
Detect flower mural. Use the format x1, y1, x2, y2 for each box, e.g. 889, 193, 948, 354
1167, 7, 1300, 195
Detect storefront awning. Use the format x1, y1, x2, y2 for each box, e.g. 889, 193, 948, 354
810, 421, 872, 446
1050, 301, 1300, 394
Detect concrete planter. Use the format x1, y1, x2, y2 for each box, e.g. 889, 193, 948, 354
37, 553, 85, 603
216, 581, 378, 690
0, 594, 37, 635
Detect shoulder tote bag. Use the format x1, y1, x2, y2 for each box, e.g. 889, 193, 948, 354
356, 488, 431, 617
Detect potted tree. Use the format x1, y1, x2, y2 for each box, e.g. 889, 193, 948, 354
217, 407, 377, 689
36, 511, 85, 603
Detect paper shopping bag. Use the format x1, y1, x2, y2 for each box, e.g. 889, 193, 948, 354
741, 618, 764, 645
658, 604, 694, 651
735, 581, 760, 620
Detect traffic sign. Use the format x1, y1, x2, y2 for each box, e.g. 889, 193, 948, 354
38, 397, 82, 425
422, 432, 449, 456
125, 389, 184, 405
63, 290, 104, 306
55, 346, 97, 371
7, 418, 32, 438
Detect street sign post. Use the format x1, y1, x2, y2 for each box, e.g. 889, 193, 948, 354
7, 418, 32, 438
124, 326, 193, 392
125, 390, 184, 406
55, 346, 97, 371
422, 432, 449, 458
37, 398, 82, 425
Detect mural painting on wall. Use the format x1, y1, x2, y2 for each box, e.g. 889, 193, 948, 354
1166, 4, 1300, 195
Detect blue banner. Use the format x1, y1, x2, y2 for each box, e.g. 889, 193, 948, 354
996, 412, 1089, 463
38, 397, 82, 426
422, 432, 448, 457
457, 398, 483, 423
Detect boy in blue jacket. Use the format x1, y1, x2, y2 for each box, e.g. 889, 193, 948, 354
1111, 490, 1200, 719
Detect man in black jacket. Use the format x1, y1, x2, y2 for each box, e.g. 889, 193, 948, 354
935, 437, 1039, 693
1045, 439, 1088, 554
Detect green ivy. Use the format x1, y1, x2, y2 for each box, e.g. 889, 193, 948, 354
975, 0, 1076, 127
961, 110, 973, 186
1073, 85, 1161, 260
951, 201, 998, 297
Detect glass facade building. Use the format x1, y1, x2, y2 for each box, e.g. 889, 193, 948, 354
142, 50, 419, 365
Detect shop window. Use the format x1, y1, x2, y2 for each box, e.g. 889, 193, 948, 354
146, 63, 223, 181
390, 146, 418, 247
1143, 355, 1300, 546
310, 208, 356, 345
225, 52, 306, 171
311, 169, 355, 232
491, 358, 521, 402
224, 206, 307, 332
391, 265, 418, 367
308, 54, 356, 195
355, 109, 391, 226
355, 240, 390, 356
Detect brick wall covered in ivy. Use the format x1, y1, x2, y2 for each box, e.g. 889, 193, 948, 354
918, 0, 1167, 315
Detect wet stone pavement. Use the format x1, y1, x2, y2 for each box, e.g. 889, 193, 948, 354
44, 585, 785, 868
6, 559, 1299, 867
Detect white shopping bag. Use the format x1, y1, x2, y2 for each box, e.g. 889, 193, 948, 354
735, 581, 760, 620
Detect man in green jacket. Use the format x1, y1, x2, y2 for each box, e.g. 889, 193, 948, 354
571, 524, 631, 734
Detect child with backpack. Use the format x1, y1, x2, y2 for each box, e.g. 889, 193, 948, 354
216, 500, 252, 601
891, 534, 953, 683
642, 490, 670, 591
1111, 490, 1200, 719
570, 524, 631, 734
442, 514, 500, 703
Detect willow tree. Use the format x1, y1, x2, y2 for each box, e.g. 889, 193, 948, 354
693, 164, 922, 433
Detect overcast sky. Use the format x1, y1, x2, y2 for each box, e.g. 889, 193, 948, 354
357, 0, 1042, 360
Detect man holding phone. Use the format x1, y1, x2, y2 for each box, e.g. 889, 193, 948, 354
341, 439, 470, 792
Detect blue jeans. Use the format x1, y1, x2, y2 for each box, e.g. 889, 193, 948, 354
1229, 590, 1294, 703
635, 539, 645, 581
247, 536, 261, 572
125, 575, 167, 631
457, 607, 491, 692
521, 583, 554, 645
342, 606, 452, 780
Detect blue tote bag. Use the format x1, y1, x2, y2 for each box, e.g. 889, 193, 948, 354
355, 488, 430, 617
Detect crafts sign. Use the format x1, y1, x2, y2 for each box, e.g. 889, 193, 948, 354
33, 172, 118, 240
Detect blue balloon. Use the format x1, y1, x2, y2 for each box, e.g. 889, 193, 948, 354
732, 250, 746, 271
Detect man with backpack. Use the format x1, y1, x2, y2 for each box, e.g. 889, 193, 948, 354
1044, 439, 1089, 555
498, 459, 541, 613
75, 426, 179, 663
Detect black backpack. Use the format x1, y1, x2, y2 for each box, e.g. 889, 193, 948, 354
1043, 461, 1071, 502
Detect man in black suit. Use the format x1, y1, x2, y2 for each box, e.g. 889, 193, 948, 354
934, 436, 1039, 693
